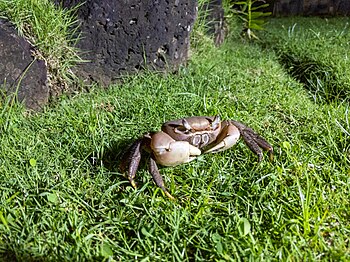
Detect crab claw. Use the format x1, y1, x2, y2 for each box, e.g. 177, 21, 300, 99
204, 121, 240, 153
151, 131, 201, 166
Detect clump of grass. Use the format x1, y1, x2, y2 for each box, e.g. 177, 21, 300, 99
0, 3, 349, 261
0, 28, 349, 260
231, 0, 271, 40
0, 0, 83, 95
192, 0, 224, 48
192, 0, 242, 48
260, 17, 350, 103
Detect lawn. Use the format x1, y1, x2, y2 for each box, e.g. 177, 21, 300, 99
260, 16, 350, 103
0, 3, 350, 261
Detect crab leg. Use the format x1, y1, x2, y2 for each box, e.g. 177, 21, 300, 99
252, 133, 274, 161
231, 120, 274, 161
241, 132, 265, 162
149, 157, 175, 200
120, 138, 143, 188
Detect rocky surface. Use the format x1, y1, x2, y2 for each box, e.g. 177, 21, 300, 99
55, 0, 198, 85
0, 19, 48, 110
273, 0, 350, 16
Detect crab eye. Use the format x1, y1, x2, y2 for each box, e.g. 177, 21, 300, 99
174, 119, 192, 135
175, 126, 191, 134
182, 129, 191, 134
182, 119, 192, 130
211, 115, 220, 130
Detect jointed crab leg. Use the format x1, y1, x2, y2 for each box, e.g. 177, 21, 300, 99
149, 157, 175, 200
121, 136, 175, 199
251, 133, 274, 161
230, 120, 274, 161
121, 138, 143, 188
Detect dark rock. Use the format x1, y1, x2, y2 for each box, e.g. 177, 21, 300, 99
304, 0, 332, 15
273, 0, 304, 16
273, 0, 350, 16
54, 0, 198, 85
0, 19, 48, 110
333, 0, 350, 15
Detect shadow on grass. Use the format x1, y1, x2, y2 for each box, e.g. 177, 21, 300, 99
87, 138, 133, 185
0, 250, 46, 262
87, 138, 152, 191
90, 139, 134, 171
278, 51, 349, 103
0, 251, 16, 262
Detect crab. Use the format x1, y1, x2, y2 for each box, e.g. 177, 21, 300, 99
120, 115, 273, 199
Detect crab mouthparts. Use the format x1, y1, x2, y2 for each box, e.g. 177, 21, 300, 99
191, 133, 210, 148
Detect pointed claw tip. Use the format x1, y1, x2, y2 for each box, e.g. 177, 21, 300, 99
268, 147, 274, 161
130, 180, 138, 189
165, 191, 175, 200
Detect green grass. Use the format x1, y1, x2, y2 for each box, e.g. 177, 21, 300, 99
0, 0, 82, 94
1, 28, 349, 260
260, 17, 350, 103
0, 4, 350, 261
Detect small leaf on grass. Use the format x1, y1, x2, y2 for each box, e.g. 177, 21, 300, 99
29, 158, 37, 167
47, 193, 58, 204
251, 3, 270, 10
0, 211, 9, 230
211, 233, 223, 254
239, 218, 251, 236
234, 1, 248, 5
84, 234, 95, 241
101, 242, 113, 257
250, 23, 265, 31
216, 241, 223, 254
141, 227, 153, 238
282, 141, 291, 151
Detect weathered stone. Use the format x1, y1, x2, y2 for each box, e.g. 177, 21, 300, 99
273, 0, 303, 16
336, 1, 350, 15
273, 0, 350, 16
0, 19, 48, 110
304, 0, 333, 15
55, 0, 198, 85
